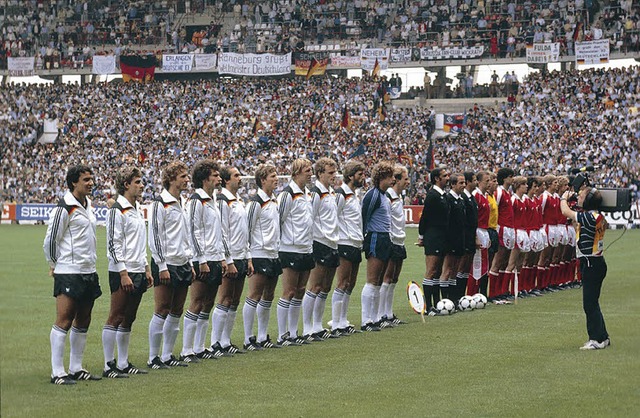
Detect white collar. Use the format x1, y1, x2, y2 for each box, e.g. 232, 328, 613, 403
315, 180, 332, 194
195, 188, 213, 201
64, 191, 91, 209
449, 190, 461, 199
387, 188, 399, 199
464, 188, 472, 197
160, 189, 179, 204
289, 181, 306, 194
257, 188, 275, 201
433, 185, 445, 195
116, 194, 135, 210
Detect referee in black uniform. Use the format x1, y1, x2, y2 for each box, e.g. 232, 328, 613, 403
418, 167, 450, 314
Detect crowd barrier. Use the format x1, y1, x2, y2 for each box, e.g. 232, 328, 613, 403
2, 203, 639, 228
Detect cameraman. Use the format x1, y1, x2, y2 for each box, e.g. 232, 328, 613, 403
560, 187, 610, 350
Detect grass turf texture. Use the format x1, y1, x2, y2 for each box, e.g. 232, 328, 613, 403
1, 226, 639, 417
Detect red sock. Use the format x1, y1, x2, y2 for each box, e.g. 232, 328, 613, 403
489, 271, 499, 298
467, 277, 479, 295
550, 264, 557, 285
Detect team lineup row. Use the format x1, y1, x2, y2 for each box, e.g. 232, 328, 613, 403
42, 159, 605, 384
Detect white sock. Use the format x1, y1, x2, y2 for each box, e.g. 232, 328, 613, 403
220, 305, 237, 348
371, 286, 381, 323
243, 298, 258, 345
193, 311, 209, 354
210, 305, 228, 346
313, 292, 328, 333
148, 313, 166, 362
301, 290, 317, 336
276, 298, 290, 340
386, 282, 397, 318
102, 325, 117, 368
331, 289, 345, 330
160, 314, 180, 362
116, 327, 131, 370
340, 291, 352, 328
256, 299, 272, 342
288, 298, 302, 338
361, 283, 376, 325
50, 325, 67, 377
68, 326, 88, 374
378, 283, 390, 321
180, 310, 198, 356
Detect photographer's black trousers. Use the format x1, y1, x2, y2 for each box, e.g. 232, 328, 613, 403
580, 257, 609, 343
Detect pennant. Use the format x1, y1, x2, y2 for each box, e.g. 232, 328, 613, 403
372, 58, 380, 78
120, 55, 157, 83
426, 138, 435, 170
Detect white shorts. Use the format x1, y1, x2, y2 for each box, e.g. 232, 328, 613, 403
497, 225, 515, 250
558, 224, 570, 246
545, 224, 560, 248
529, 229, 545, 253
515, 229, 531, 252
476, 228, 491, 249
538, 227, 548, 249
567, 224, 577, 247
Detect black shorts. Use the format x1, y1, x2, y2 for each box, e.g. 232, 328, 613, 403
338, 245, 362, 264
229, 259, 249, 281
279, 252, 315, 272
448, 229, 465, 256
151, 260, 192, 288
312, 241, 340, 268
108, 271, 149, 295
363, 232, 392, 261
488, 228, 499, 255
193, 261, 223, 286
423, 227, 449, 256
252, 258, 282, 278
53, 273, 102, 302
390, 244, 407, 261
464, 227, 476, 254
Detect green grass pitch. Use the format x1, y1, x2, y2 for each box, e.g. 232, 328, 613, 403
1, 226, 639, 417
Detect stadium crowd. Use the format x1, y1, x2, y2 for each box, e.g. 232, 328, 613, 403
1, 65, 639, 206
1, 0, 638, 68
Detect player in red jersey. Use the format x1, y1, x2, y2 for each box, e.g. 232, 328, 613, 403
488, 168, 515, 303
468, 171, 491, 296
505, 176, 530, 298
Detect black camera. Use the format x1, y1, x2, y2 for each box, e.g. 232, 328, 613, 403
570, 167, 632, 212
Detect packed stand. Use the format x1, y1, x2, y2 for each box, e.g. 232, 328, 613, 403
1, 65, 638, 205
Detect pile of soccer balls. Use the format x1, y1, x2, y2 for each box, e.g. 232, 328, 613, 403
435, 293, 488, 315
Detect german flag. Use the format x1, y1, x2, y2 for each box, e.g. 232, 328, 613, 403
252, 117, 259, 135
340, 104, 351, 130
378, 103, 387, 122
426, 138, 435, 170
138, 149, 147, 164
572, 22, 583, 42
305, 56, 328, 80
120, 55, 157, 83
372, 58, 380, 78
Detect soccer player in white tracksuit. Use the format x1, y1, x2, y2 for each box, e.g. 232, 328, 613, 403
147, 161, 195, 369
102, 166, 152, 378
44, 164, 102, 384
244, 164, 282, 350
276, 158, 314, 346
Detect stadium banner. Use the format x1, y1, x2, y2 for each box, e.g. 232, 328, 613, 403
218, 52, 292, 76
194, 53, 218, 70
360, 48, 390, 71
575, 40, 610, 65
8, 57, 35, 76
162, 54, 194, 72
526, 43, 560, 64
390, 48, 412, 63
92, 55, 116, 74
330, 55, 361, 68
388, 86, 401, 99
294, 52, 329, 77
419, 46, 484, 60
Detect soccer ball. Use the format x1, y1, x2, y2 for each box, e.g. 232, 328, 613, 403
436, 298, 455, 315
473, 293, 488, 309
458, 295, 476, 311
